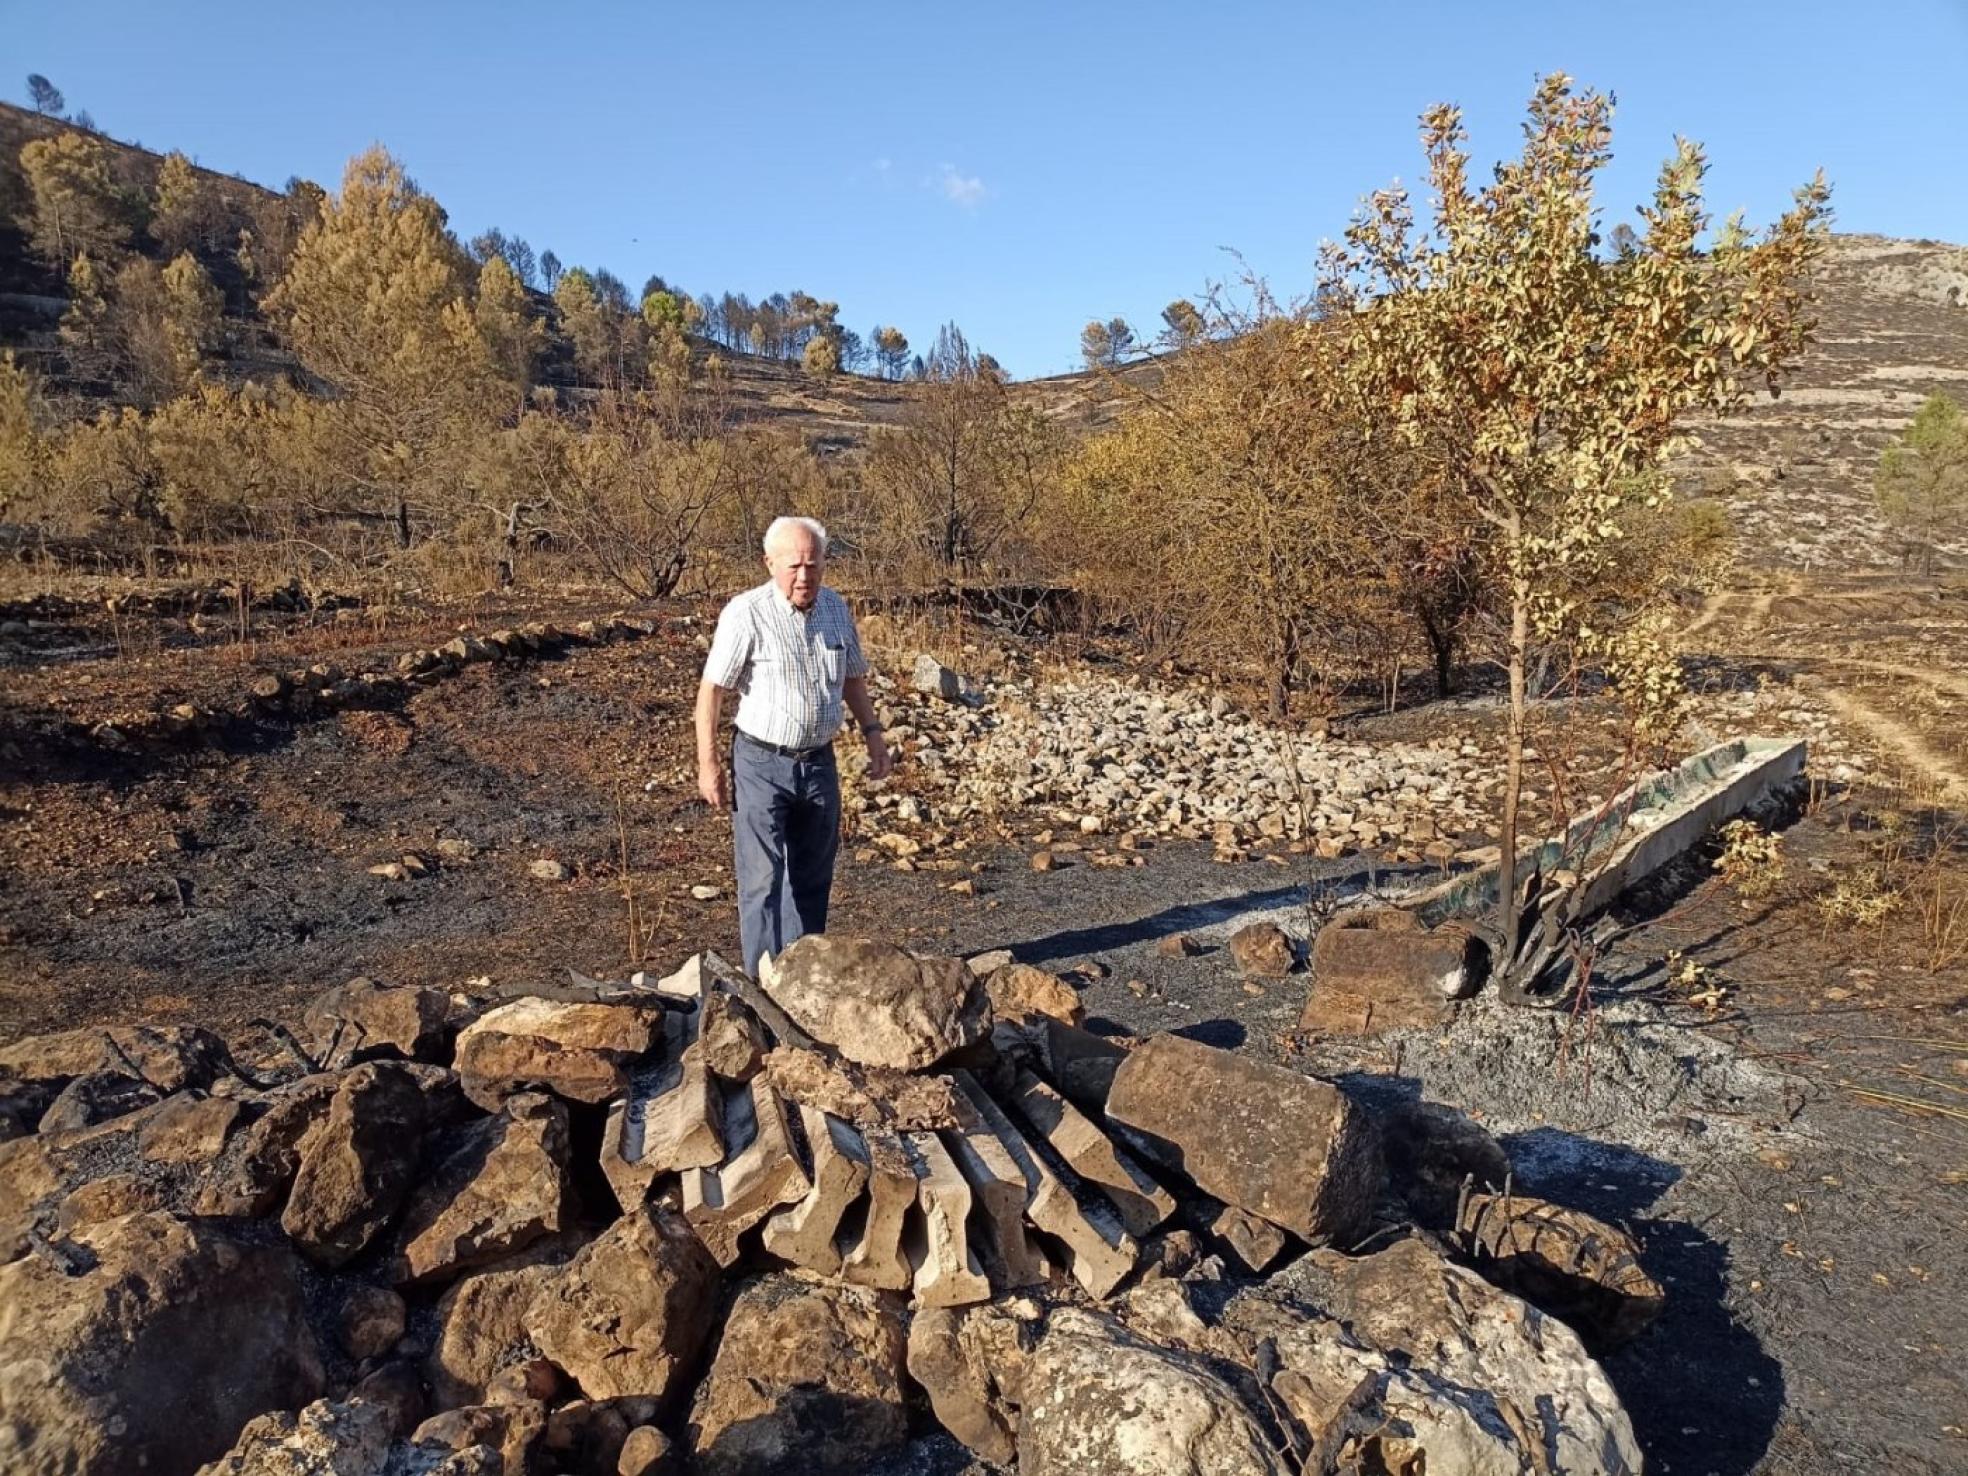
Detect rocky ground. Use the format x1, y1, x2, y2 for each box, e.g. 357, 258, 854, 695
2, 574, 1967, 1473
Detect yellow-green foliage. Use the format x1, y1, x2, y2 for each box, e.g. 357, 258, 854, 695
20, 130, 132, 266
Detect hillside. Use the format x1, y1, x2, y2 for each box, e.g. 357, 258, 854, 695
1670, 232, 1968, 569
5, 101, 1964, 569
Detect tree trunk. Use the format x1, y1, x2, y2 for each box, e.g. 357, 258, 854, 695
1498, 513, 1529, 973
393, 496, 411, 550
1268, 616, 1297, 721
1419, 607, 1457, 696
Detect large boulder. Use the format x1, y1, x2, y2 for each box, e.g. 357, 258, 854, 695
303, 978, 452, 1066
0, 1024, 230, 1095
0, 1212, 324, 1476
453, 997, 664, 1109
1015, 1309, 1285, 1476
394, 1092, 569, 1287
427, 1252, 570, 1408
1233, 1237, 1642, 1474
193, 1397, 394, 1476
192, 1074, 341, 1218
688, 1274, 909, 1476
1105, 1033, 1381, 1244
282, 1063, 429, 1267
758, 937, 988, 1071
526, 1205, 719, 1404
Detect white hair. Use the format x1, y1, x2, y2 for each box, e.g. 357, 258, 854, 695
763, 515, 828, 555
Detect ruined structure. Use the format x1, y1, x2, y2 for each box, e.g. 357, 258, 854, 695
0, 934, 1658, 1474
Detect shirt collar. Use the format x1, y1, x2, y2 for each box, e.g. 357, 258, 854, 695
770, 584, 819, 617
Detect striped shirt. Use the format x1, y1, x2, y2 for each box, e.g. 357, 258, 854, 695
703, 582, 871, 749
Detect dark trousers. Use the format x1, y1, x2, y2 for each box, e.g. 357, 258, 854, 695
731, 733, 841, 977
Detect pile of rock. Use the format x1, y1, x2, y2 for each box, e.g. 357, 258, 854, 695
0, 936, 1658, 1475
70, 615, 664, 752
857, 669, 1494, 861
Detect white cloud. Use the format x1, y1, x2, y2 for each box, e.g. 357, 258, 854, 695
932, 163, 987, 209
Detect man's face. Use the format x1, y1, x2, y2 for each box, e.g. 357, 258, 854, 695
765, 528, 824, 609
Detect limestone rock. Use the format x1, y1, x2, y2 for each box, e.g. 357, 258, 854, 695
905, 1303, 1036, 1466
395, 1092, 569, 1287
454, 996, 663, 1110
411, 1402, 547, 1474
284, 1063, 429, 1267
56, 1172, 165, 1232
683, 989, 768, 1081
338, 1286, 407, 1362
303, 978, 451, 1066
759, 936, 987, 1071
0, 1023, 230, 1094
0, 1212, 324, 1476
193, 1397, 394, 1476
1017, 1309, 1284, 1476
1227, 922, 1295, 976
526, 1205, 719, 1404
617, 1424, 676, 1476
137, 1094, 243, 1165
427, 1253, 568, 1407
193, 1073, 341, 1218
984, 963, 1083, 1026
911, 653, 962, 702
689, 1275, 909, 1476
1106, 1033, 1381, 1244
1228, 1237, 1641, 1474
39, 1071, 161, 1133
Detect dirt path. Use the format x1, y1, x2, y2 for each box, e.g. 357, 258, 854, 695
1813, 683, 1968, 804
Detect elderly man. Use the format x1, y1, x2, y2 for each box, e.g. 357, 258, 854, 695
696, 516, 892, 975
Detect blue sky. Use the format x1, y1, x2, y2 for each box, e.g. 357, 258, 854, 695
9, 1, 1966, 377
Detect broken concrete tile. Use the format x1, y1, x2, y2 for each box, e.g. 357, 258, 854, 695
1009, 1070, 1173, 1238
902, 1130, 990, 1308
762, 1106, 871, 1276
681, 1080, 810, 1267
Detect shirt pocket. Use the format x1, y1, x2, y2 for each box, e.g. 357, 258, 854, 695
817, 639, 846, 688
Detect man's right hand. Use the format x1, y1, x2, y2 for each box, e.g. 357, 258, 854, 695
698, 761, 732, 811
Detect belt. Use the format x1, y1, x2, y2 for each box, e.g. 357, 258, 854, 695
736, 729, 834, 761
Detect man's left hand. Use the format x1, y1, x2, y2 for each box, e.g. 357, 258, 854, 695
865, 730, 893, 782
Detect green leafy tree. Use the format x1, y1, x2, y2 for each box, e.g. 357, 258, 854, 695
21, 131, 131, 267
1321, 73, 1830, 972
554, 268, 616, 385
1876, 394, 1967, 574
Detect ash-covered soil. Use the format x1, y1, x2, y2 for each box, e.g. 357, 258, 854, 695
3, 581, 1967, 1473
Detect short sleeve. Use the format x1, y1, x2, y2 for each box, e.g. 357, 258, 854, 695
703, 598, 753, 688
840, 603, 871, 679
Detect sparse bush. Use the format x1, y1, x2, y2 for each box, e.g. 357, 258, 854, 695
1715, 819, 1784, 902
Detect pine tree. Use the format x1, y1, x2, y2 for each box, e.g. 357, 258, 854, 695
476, 254, 544, 407
161, 252, 224, 385
1876, 394, 1968, 574
21, 132, 131, 267
150, 151, 219, 257
802, 334, 840, 379
263, 146, 497, 545
58, 253, 112, 378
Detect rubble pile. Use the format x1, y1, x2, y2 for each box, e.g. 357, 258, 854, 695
856, 669, 1494, 861
0, 935, 1659, 1475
